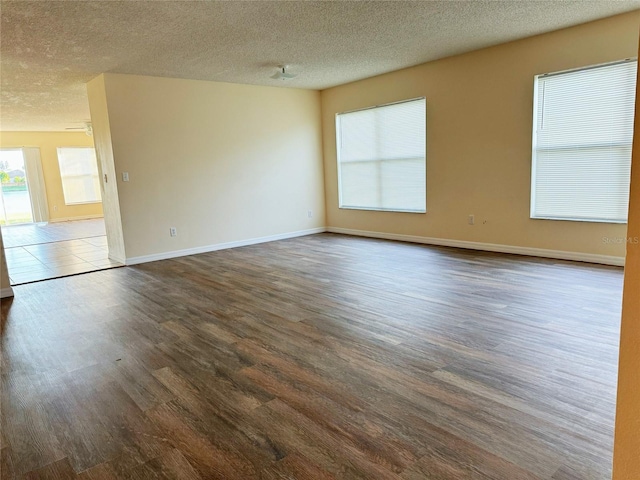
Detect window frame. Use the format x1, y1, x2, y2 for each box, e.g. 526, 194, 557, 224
529, 58, 637, 224
336, 97, 427, 214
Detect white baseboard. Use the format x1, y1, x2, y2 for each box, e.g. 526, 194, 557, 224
49, 214, 104, 223
1, 287, 14, 299
125, 227, 326, 266
326, 227, 625, 266
121, 224, 624, 267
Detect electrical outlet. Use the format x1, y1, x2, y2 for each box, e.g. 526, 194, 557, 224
169, 227, 177, 237
53, 205, 58, 211
122, 172, 130, 182
307, 210, 313, 218
468, 214, 475, 225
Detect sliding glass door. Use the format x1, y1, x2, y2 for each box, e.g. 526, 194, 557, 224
0, 149, 34, 225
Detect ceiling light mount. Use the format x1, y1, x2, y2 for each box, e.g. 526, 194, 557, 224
271, 65, 297, 81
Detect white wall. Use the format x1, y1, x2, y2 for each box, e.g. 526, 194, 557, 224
88, 74, 325, 261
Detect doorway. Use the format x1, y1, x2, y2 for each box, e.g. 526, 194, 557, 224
0, 145, 123, 285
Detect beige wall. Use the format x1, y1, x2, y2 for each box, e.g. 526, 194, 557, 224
89, 73, 325, 260
321, 12, 640, 261
612, 38, 640, 480
0, 131, 103, 221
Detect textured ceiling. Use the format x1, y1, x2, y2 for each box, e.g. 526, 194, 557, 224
1, 1, 639, 131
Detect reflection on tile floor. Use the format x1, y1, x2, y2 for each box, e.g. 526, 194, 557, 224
5, 235, 123, 285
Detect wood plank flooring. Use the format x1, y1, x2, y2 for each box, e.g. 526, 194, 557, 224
0, 233, 623, 479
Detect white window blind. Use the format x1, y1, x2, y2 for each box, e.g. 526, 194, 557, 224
531, 60, 637, 223
57, 147, 102, 205
337, 98, 426, 213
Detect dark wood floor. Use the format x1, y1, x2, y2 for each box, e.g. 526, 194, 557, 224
0, 233, 623, 479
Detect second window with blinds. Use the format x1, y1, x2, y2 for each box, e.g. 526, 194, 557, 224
531, 60, 636, 223
336, 98, 426, 213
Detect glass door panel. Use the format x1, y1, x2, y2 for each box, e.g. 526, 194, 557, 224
0, 149, 34, 225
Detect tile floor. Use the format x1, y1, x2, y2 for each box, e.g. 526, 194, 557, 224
2, 218, 106, 248
5, 236, 122, 285
2, 220, 123, 285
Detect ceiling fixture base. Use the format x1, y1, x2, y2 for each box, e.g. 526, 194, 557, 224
271, 65, 297, 81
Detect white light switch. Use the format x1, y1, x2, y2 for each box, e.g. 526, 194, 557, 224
122, 172, 130, 182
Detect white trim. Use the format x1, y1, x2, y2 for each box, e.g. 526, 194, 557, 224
125, 227, 326, 266
108, 253, 126, 264
49, 214, 104, 223
326, 227, 625, 266
1, 287, 14, 299
118, 224, 625, 268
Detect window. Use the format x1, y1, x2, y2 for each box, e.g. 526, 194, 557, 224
531, 60, 637, 223
57, 147, 102, 205
336, 98, 426, 213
